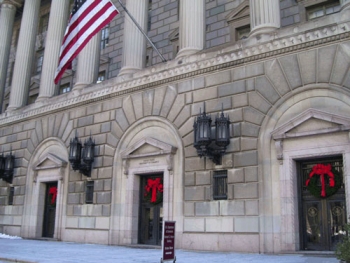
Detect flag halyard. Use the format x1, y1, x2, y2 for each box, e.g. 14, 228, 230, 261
54, 0, 119, 84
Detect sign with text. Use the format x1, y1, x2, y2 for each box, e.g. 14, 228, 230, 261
162, 221, 176, 262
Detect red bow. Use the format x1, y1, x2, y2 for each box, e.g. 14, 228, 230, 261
306, 164, 335, 197
49, 186, 57, 205
145, 178, 163, 203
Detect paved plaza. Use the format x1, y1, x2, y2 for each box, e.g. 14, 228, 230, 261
0, 238, 339, 263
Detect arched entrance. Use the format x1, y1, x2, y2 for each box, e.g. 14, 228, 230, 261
259, 86, 350, 253
21, 139, 68, 240
109, 117, 184, 247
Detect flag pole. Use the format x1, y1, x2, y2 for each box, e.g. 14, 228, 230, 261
117, 0, 167, 63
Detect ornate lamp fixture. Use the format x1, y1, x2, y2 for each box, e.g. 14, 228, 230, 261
69, 132, 95, 177
193, 104, 230, 165
0, 151, 15, 184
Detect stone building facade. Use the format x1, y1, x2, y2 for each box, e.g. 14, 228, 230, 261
0, 0, 350, 254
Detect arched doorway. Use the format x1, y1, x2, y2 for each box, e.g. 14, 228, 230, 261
109, 117, 184, 247
21, 139, 68, 240
259, 87, 350, 253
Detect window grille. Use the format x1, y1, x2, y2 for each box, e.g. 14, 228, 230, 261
85, 181, 94, 204
8, 187, 14, 205
213, 170, 227, 200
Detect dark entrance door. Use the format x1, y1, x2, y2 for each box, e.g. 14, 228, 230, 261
42, 182, 58, 238
299, 157, 347, 251
139, 174, 163, 246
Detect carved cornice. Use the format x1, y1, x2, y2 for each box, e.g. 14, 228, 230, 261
0, 22, 349, 127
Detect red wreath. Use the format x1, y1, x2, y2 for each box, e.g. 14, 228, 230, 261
305, 164, 335, 197
49, 186, 57, 205
144, 178, 163, 204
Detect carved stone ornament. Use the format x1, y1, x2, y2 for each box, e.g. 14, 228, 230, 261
121, 137, 177, 176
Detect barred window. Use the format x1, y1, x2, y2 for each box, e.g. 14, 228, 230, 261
213, 170, 227, 200
8, 187, 14, 205
85, 181, 94, 204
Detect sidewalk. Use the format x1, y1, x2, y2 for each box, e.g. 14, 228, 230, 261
0, 238, 339, 263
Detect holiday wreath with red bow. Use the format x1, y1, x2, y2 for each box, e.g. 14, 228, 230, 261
305, 163, 342, 198
144, 178, 163, 205
49, 186, 58, 205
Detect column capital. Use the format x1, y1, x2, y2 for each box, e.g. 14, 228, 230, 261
1, 0, 23, 8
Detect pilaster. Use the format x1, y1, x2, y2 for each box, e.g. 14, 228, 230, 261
177, 0, 204, 58
7, 0, 41, 111
36, 0, 70, 102
249, 0, 280, 36
118, 0, 148, 77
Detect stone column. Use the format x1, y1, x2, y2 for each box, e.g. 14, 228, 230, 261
249, 0, 280, 36
177, 0, 204, 58
36, 0, 70, 102
118, 0, 148, 77
0, 0, 21, 112
73, 32, 101, 90
7, 0, 41, 111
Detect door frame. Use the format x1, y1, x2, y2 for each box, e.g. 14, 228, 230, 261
280, 144, 350, 251
21, 149, 68, 240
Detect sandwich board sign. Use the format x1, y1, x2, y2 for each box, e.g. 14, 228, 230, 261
161, 221, 176, 262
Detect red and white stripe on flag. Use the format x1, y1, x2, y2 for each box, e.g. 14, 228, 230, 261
54, 0, 119, 84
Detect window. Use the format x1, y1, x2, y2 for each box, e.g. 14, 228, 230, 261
97, 71, 106, 83
236, 25, 250, 40
100, 25, 109, 50
306, 0, 341, 20
85, 180, 94, 204
59, 83, 71, 94
8, 187, 14, 205
213, 170, 227, 200
36, 53, 44, 74
226, 0, 250, 42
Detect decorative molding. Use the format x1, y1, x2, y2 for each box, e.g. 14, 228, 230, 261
0, 23, 349, 127
33, 153, 67, 171
272, 108, 350, 162
121, 137, 177, 176
272, 108, 350, 140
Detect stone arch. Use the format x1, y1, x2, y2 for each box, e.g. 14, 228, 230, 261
258, 84, 350, 253
21, 138, 69, 240
109, 116, 184, 246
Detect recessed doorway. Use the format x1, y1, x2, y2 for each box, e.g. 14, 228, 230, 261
299, 157, 347, 251
138, 174, 163, 246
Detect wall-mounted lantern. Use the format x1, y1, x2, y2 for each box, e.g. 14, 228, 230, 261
0, 151, 15, 184
193, 104, 230, 165
69, 132, 95, 177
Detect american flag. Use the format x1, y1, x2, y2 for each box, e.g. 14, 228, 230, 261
54, 0, 119, 84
